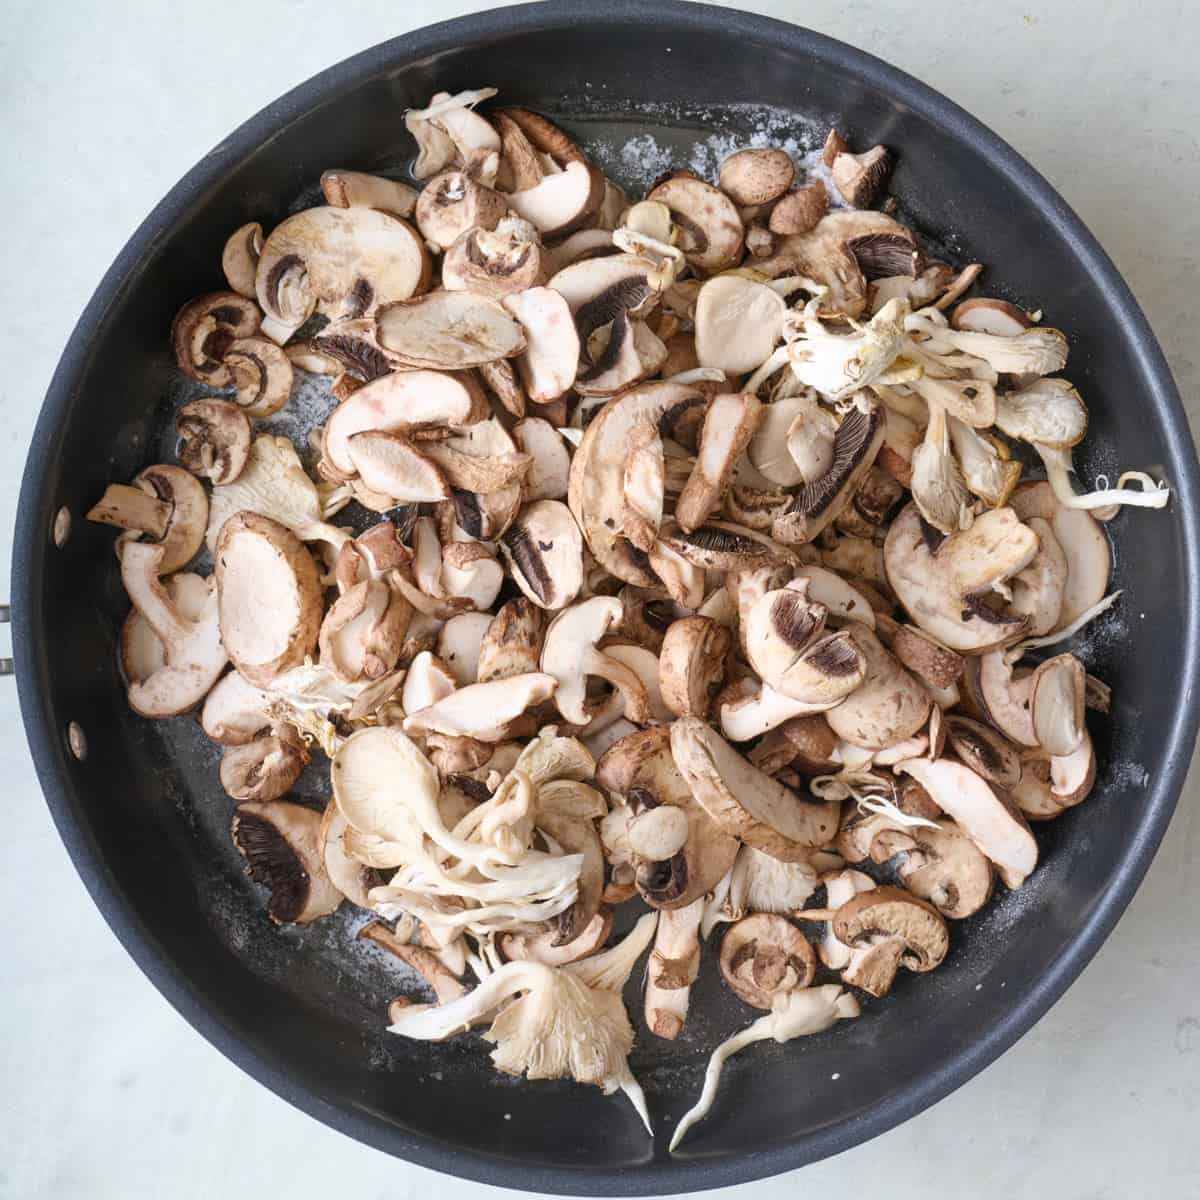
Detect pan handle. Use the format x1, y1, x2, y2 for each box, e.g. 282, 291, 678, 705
0, 604, 11, 676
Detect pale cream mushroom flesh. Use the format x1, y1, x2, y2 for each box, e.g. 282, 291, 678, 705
92, 90, 1158, 1148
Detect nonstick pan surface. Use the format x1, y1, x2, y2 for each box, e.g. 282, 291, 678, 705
14, 2, 1200, 1193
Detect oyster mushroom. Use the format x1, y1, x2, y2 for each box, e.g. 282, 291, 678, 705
670, 717, 840, 860
320, 169, 418, 217
499, 909, 613, 967
319, 805, 384, 909
596, 726, 739, 909
89, 463, 208, 575
719, 148, 795, 207
894, 756, 1038, 888
504, 286, 581, 403
773, 405, 885, 544
719, 912, 816, 1009
118, 543, 227, 716
675, 393, 763, 531
214, 512, 323, 686
833, 885, 947, 997
500, 500, 584, 611
255, 206, 430, 341
376, 291, 525, 369
219, 731, 308, 802
170, 291, 261, 383
175, 400, 251, 485
231, 800, 343, 924
222, 224, 262, 298
644, 897, 705, 1039
659, 616, 731, 718
647, 174, 744, 273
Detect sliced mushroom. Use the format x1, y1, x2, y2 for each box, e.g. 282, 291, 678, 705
434, 611, 493, 686
719, 679, 840, 742
89, 464, 208, 575
443, 217, 546, 298
255, 206, 430, 340
719, 148, 795, 207
231, 800, 343, 924
359, 921, 466, 1003
790, 565, 877, 629
813, 868, 877, 970
670, 717, 840, 860
214, 512, 323, 686
118, 544, 227, 716
512, 417, 571, 502
220, 732, 308, 802
222, 224, 262, 298
318, 804, 382, 909
504, 286, 580, 403
403, 673, 557, 742
833, 885, 947, 997
320, 170, 418, 217
747, 394, 831, 488
894, 757, 1038, 888
769, 181, 828, 236
774, 405, 885, 544
170, 291, 261, 383
674, 393, 763, 531
719, 913, 815, 1009
871, 822, 994, 920
1031, 653, 1086, 757
376, 291, 525, 369
970, 649, 1037, 746
492, 110, 546, 192
576, 312, 668, 397
660, 520, 783, 572
658, 616, 731, 718
222, 335, 295, 417
830, 145, 893, 207
944, 715, 1021, 787
500, 499, 584, 611
415, 170, 507, 251
645, 898, 704, 1039
476, 598, 545, 683
694, 276, 787, 375
175, 400, 251, 485
1008, 516, 1068, 637
318, 578, 410, 682
952, 298, 1032, 335
507, 159, 605, 239
401, 650, 458, 715
199, 668, 274, 745
647, 174, 744, 273
499, 909, 613, 966
345, 431, 450, 502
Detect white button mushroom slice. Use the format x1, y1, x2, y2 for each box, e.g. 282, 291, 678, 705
1009, 755, 1067, 822
658, 615, 732, 719
718, 911, 816, 1010
883, 503, 1036, 653
790, 565, 876, 629
603, 643, 672, 725
435, 611, 493, 686
746, 395, 818, 488
214, 512, 324, 687
512, 417, 571, 503
440, 546, 504, 613
492, 110, 546, 192
833, 885, 948, 997
403, 673, 557, 743
540, 597, 651, 725
320, 169, 418, 218
549, 253, 658, 324
1050, 728, 1096, 807
506, 159, 606, 239
503, 286, 580, 404
670, 717, 841, 861
318, 578, 410, 683
627, 805, 691, 862
375, 291, 525, 369
646, 539, 707, 609
175, 400, 252, 486
646, 174, 744, 273
1009, 481, 1111, 630
893, 757, 1038, 889
232, 801, 343, 925
255, 207, 430, 339
476, 598, 545, 684
1007, 516, 1067, 637
1030, 653, 1086, 757
669, 986, 861, 1152
675, 393, 763, 532
414, 170, 508, 250
542, 228, 621, 274
498, 500, 584, 612
694, 277, 787, 375
219, 732, 308, 803
785, 396, 842, 487
221, 223, 262, 298
343, 432, 450, 502
824, 623, 931, 751
322, 370, 488, 477
429, 98, 502, 186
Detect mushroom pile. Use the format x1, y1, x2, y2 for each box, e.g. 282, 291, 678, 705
88, 88, 1169, 1147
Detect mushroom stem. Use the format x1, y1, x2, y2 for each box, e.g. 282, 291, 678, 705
1036, 444, 1169, 512
644, 897, 703, 1040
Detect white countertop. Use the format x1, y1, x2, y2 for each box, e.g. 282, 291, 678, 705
3, 1, 1198, 1196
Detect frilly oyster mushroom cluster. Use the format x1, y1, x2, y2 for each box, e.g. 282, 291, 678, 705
88, 89, 1170, 1148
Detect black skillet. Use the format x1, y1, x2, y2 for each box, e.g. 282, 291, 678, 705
14, 2, 1200, 1193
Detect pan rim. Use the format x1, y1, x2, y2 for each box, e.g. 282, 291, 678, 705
14, 1, 1200, 1193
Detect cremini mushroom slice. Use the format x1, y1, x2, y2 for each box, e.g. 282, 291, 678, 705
504, 286, 580, 403
318, 578, 410, 683
773, 405, 885, 544
404, 673, 557, 742
833, 885, 947, 997
675, 393, 763, 531
219, 731, 308, 802
376, 291, 525, 369
694, 276, 787, 375
951, 297, 1032, 335
659, 616, 731, 718
576, 312, 668, 397
671, 717, 840, 860
969, 649, 1037, 746
214, 512, 323, 686
89, 463, 208, 575
659, 519, 782, 572
647, 174, 744, 273
644, 898, 704, 1039
222, 335, 295, 417
175, 399, 251, 485
507, 159, 606, 239
597, 725, 739, 910
476, 598, 545, 683
513, 417, 571, 502
500, 500, 584, 611
255, 206, 430, 341
748, 393, 833, 488
944, 715, 1021, 788
322, 369, 487, 477
222, 224, 262, 298
669, 986, 860, 1152
118, 543, 227, 716
360, 921, 467, 1004
415, 170, 507, 251
344, 431, 450, 502
231, 800, 343, 924
790, 565, 877, 629
871, 821, 994, 920
719, 148, 795, 207
719, 679, 841, 742
170, 291, 261, 383
443, 216, 545, 299
535, 779, 608, 946
894, 756, 1038, 888
320, 170, 418, 217
884, 502, 1037, 652
435, 611, 493, 686
1051, 729, 1096, 808
199, 668, 274, 745
401, 650, 458, 714
719, 912, 816, 1009
830, 145, 893, 208
769, 181, 828, 236
541, 597, 651, 724
1030, 652, 1086, 757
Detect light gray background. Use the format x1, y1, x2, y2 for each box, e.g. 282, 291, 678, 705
3, 1, 1198, 1197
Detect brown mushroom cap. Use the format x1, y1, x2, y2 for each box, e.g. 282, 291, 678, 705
719, 913, 816, 1008
944, 715, 1021, 787
222, 224, 262, 299
415, 170, 508, 250
176, 400, 252, 485
769, 181, 828, 236
830, 146, 894, 208
170, 292, 261, 385
833, 885, 948, 996
719, 148, 796, 207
